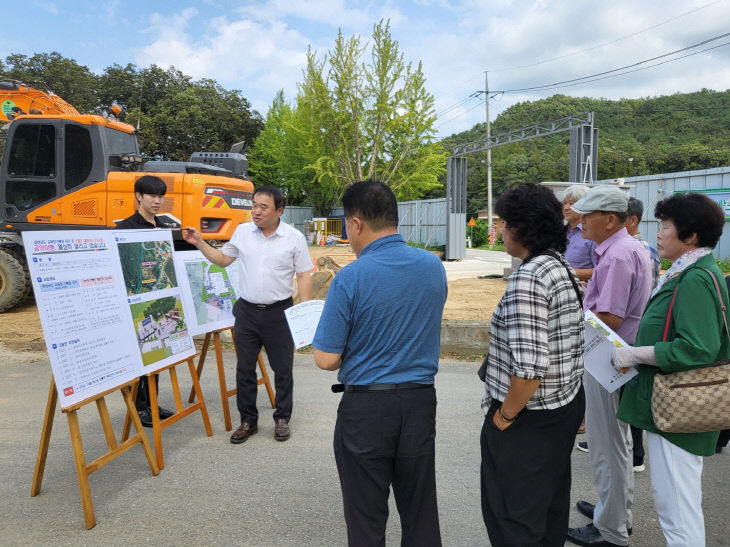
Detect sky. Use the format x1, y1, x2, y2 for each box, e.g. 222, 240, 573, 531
3, 0, 730, 141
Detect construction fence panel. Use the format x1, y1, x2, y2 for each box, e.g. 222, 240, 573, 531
288, 199, 447, 247
281, 206, 314, 235
598, 166, 730, 259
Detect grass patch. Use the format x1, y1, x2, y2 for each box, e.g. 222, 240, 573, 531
716, 257, 730, 273
407, 241, 446, 253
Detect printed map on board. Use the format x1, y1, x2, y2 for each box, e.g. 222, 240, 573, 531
118, 240, 177, 295
184, 260, 237, 325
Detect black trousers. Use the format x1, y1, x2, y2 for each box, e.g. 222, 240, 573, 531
334, 386, 442, 547
481, 387, 585, 547
630, 424, 645, 464
134, 374, 159, 412
232, 298, 294, 425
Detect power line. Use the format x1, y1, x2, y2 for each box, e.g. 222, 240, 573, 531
487, 0, 726, 73
435, 99, 485, 130
434, 94, 479, 117
513, 40, 730, 93
496, 32, 730, 94
436, 33, 730, 131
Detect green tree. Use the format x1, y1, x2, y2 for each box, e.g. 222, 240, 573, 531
248, 90, 301, 196
2, 51, 100, 112
139, 80, 263, 160
250, 20, 446, 215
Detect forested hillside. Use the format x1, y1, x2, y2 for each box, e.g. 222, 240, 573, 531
438, 90, 730, 215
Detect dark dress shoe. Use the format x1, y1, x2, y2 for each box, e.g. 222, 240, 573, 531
137, 408, 153, 428
274, 418, 290, 441
577, 500, 596, 519
566, 524, 623, 546
230, 422, 258, 444
575, 501, 632, 535
158, 406, 174, 419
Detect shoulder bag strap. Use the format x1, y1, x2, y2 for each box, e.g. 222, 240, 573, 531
540, 249, 583, 308
662, 268, 730, 342
662, 287, 679, 342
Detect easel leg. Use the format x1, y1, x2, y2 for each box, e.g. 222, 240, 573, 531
121, 379, 140, 443
148, 373, 164, 470
188, 358, 213, 437
121, 385, 159, 476
213, 332, 233, 431
188, 332, 211, 403
96, 397, 117, 450
258, 354, 276, 409
31, 379, 58, 497
67, 410, 96, 529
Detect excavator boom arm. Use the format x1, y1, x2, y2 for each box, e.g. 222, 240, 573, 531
0, 81, 79, 122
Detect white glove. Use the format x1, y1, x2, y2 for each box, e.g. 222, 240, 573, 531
612, 346, 656, 371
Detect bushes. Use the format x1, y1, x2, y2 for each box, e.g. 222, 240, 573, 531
468, 219, 489, 247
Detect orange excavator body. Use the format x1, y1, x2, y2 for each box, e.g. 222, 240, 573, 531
0, 81, 254, 312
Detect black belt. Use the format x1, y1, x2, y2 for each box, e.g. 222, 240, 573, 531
240, 297, 291, 310
331, 382, 433, 393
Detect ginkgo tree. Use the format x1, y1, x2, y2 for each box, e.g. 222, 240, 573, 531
249, 20, 446, 216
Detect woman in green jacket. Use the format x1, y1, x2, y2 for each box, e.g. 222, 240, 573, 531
615, 192, 729, 547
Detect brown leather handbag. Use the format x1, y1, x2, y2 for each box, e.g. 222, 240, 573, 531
651, 268, 730, 433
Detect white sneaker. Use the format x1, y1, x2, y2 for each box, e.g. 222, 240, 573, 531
576, 441, 588, 453
633, 463, 645, 472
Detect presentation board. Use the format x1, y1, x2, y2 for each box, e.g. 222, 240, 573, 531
173, 250, 242, 336
23, 229, 196, 409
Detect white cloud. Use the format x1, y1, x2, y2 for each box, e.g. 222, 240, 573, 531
136, 9, 317, 114
127, 0, 730, 136
236, 0, 374, 28
400, 0, 730, 136
42, 2, 58, 15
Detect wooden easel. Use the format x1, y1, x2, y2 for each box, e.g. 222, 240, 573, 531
122, 356, 213, 470
31, 377, 159, 529
187, 327, 275, 431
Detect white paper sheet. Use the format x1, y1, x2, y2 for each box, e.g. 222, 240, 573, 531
284, 300, 325, 349
584, 310, 638, 392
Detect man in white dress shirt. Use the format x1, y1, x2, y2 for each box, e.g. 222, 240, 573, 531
183, 186, 313, 443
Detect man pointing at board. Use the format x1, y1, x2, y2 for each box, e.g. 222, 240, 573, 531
183, 186, 312, 444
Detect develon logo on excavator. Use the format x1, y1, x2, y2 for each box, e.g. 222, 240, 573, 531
203, 187, 252, 209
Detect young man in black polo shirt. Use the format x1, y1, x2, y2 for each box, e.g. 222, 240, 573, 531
116, 175, 175, 426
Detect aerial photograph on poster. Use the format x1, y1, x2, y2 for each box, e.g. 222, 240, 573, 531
129, 296, 192, 366
184, 259, 237, 325
118, 240, 177, 295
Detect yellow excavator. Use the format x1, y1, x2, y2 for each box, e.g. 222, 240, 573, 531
0, 80, 255, 312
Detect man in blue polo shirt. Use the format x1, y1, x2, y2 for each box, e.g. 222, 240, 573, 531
313, 180, 447, 547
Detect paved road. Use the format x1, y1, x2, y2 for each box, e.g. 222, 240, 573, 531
2, 352, 728, 545
442, 248, 513, 281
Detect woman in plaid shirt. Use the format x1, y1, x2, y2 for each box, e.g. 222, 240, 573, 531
480, 183, 586, 546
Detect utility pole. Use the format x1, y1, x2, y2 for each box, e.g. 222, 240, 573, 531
485, 71, 493, 248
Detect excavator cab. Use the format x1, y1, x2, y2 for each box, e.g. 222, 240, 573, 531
1, 116, 117, 227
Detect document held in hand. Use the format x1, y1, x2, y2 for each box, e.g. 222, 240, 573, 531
284, 300, 325, 349
584, 310, 638, 393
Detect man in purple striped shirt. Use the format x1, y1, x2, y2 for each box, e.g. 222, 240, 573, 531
567, 186, 652, 547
